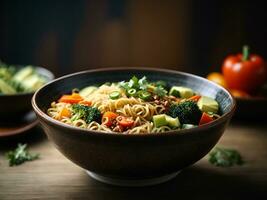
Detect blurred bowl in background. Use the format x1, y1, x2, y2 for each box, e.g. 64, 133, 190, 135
0, 66, 54, 120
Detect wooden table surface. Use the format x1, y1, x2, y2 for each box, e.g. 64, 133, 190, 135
1, 120, 267, 200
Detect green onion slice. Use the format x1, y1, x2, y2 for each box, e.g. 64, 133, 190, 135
109, 91, 120, 100
127, 88, 137, 96
138, 91, 151, 101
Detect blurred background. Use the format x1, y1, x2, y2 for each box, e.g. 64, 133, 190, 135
0, 0, 266, 77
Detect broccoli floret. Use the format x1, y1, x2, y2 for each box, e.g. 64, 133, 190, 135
72, 104, 101, 123
167, 100, 202, 125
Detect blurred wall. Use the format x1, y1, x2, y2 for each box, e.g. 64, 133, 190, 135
0, 0, 266, 77
72, 0, 191, 71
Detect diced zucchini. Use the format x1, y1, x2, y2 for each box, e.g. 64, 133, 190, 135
169, 86, 194, 98
21, 74, 46, 91
197, 96, 219, 113
12, 66, 34, 82
153, 114, 168, 128
153, 114, 180, 128
79, 86, 97, 97
169, 87, 180, 97
0, 78, 16, 94
165, 115, 180, 128
182, 124, 197, 129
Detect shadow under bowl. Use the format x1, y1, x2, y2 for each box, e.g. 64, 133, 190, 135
32, 67, 235, 186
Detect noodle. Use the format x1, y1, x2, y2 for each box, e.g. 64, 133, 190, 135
47, 77, 220, 134
47, 85, 161, 134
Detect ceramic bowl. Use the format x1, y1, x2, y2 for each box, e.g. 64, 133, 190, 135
32, 67, 235, 186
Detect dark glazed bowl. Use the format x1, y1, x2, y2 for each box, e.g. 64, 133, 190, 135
32, 67, 235, 186
0, 67, 54, 120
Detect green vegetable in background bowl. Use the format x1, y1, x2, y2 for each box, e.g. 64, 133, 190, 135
0, 61, 48, 94
0, 60, 54, 119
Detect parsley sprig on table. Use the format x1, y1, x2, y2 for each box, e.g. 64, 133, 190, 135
209, 147, 244, 167
6, 143, 39, 166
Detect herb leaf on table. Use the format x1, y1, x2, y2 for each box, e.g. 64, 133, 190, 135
6, 143, 39, 166
209, 147, 244, 167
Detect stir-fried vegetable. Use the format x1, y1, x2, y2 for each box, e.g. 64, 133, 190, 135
188, 95, 201, 102
59, 93, 83, 104
102, 111, 118, 127
48, 75, 221, 133
71, 104, 101, 123
138, 90, 151, 100
168, 101, 202, 125
127, 88, 137, 96
57, 107, 72, 120
120, 76, 167, 99
199, 112, 213, 125
116, 116, 134, 128
109, 91, 121, 100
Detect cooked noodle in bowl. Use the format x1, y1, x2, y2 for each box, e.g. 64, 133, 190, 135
47, 76, 221, 134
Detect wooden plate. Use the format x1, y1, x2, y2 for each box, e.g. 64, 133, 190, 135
0, 111, 38, 137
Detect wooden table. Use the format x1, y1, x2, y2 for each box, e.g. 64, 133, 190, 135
1, 120, 267, 200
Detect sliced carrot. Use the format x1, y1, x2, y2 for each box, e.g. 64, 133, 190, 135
58, 93, 83, 104
102, 111, 118, 127
199, 112, 214, 125
79, 100, 92, 106
188, 95, 201, 102
57, 107, 71, 120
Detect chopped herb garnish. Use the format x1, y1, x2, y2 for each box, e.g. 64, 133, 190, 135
209, 147, 244, 167
129, 75, 139, 88
138, 90, 152, 100
154, 80, 167, 88
119, 76, 167, 99
154, 86, 167, 97
6, 143, 39, 166
138, 76, 148, 90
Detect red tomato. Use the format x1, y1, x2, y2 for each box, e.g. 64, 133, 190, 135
199, 113, 214, 125
188, 95, 201, 102
222, 46, 266, 93
102, 112, 118, 127
116, 116, 134, 128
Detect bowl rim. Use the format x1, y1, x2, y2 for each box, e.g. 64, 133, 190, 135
0, 66, 55, 97
32, 67, 236, 137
